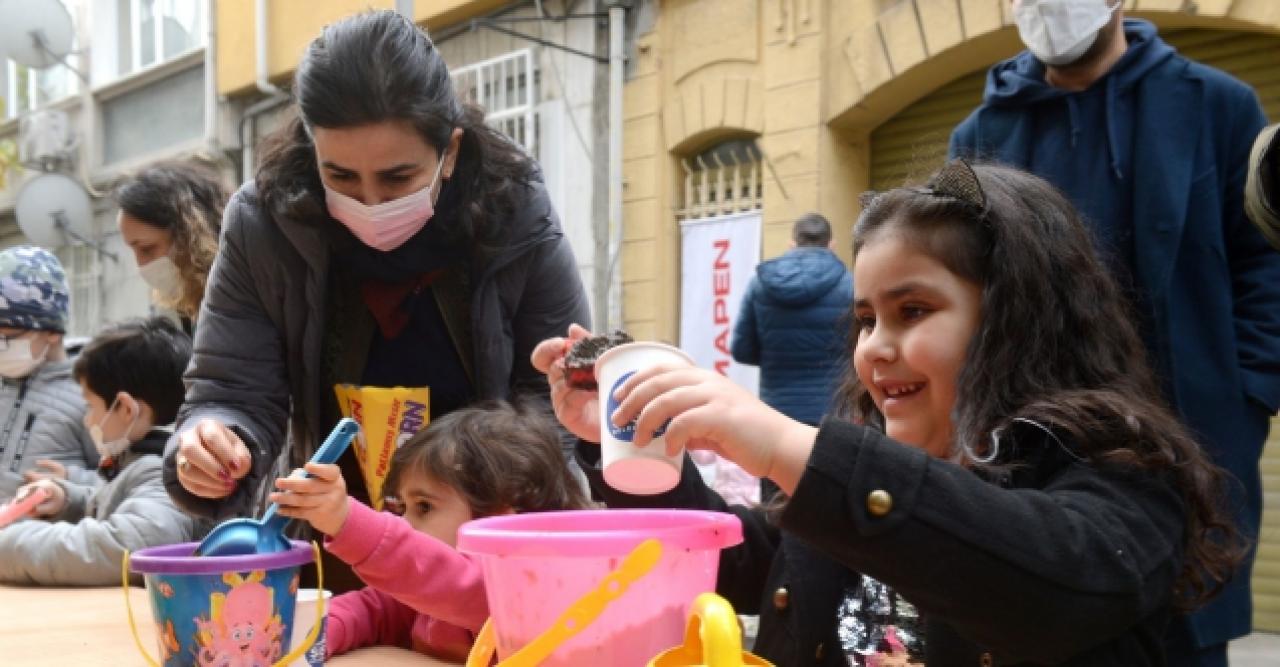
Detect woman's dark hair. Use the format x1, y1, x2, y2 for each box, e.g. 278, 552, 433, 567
383, 400, 590, 518
73, 317, 192, 424
255, 10, 536, 247
113, 159, 227, 319
838, 162, 1241, 609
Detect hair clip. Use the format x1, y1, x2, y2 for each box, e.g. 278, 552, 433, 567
926, 158, 986, 210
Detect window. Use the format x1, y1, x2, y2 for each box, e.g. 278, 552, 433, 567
451, 48, 539, 157
677, 138, 763, 221
2, 0, 80, 120
125, 0, 205, 74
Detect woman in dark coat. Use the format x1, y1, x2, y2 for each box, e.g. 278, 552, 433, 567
164, 11, 590, 570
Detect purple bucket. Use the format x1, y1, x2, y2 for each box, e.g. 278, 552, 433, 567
127, 540, 319, 667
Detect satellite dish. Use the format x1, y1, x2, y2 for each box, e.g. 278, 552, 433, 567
14, 172, 93, 249
0, 0, 75, 69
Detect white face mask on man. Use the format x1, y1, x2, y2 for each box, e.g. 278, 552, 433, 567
0, 337, 47, 379
1013, 0, 1120, 67
138, 256, 181, 302
323, 150, 449, 252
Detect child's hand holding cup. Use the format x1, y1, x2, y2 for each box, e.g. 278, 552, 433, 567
595, 342, 696, 495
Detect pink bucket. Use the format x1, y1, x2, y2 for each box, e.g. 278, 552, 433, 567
457, 509, 742, 666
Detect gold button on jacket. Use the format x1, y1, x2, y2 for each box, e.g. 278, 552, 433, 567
772, 586, 790, 611
866, 489, 893, 517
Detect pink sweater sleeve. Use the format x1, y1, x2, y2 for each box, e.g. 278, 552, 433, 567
325, 498, 490, 633
326, 586, 419, 657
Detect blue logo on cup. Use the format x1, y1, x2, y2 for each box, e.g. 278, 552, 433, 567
607, 371, 669, 442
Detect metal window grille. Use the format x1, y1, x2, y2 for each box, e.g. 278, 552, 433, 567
451, 48, 538, 157
677, 141, 764, 220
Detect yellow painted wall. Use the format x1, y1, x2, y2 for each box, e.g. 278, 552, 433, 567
622, 0, 1280, 340
623, 0, 869, 344
215, 0, 509, 96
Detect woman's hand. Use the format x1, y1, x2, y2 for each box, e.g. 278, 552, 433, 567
531, 323, 602, 443
269, 463, 350, 537
611, 364, 818, 495
15, 479, 66, 518
175, 418, 252, 499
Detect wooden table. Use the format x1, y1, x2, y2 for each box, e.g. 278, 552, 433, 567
0, 585, 458, 665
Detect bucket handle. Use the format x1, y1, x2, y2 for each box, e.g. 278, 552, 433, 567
658, 593, 772, 667
123, 541, 325, 667
465, 538, 664, 667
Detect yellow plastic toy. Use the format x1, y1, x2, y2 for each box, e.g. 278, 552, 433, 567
648, 593, 771, 667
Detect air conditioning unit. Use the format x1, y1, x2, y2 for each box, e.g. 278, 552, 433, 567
19, 109, 76, 166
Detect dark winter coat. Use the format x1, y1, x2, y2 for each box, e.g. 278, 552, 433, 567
949, 19, 1279, 646
164, 179, 591, 521
580, 419, 1186, 666
731, 247, 853, 425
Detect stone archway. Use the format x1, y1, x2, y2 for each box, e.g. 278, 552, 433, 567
827, 0, 1280, 135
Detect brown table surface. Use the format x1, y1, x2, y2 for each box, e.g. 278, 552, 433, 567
0, 584, 459, 665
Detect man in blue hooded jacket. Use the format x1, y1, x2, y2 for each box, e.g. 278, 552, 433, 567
950, 2, 1280, 665
731, 213, 852, 427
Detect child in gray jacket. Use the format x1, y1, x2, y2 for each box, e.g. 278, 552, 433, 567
0, 246, 99, 497
0, 317, 197, 585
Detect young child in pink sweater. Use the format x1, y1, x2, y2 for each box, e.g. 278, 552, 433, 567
270, 400, 590, 662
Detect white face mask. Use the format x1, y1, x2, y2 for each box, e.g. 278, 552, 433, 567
323, 151, 448, 252
1013, 0, 1119, 67
0, 338, 47, 379
91, 395, 138, 462
138, 256, 181, 302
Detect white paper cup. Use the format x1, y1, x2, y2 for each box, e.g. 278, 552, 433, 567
290, 588, 332, 666
595, 341, 696, 495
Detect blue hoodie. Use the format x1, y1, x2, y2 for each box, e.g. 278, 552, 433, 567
951, 19, 1279, 648
959, 20, 1174, 275
731, 247, 852, 425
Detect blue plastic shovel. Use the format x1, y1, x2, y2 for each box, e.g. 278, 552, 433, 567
194, 418, 361, 557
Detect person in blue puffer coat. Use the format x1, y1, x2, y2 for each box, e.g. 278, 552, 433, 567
731, 213, 853, 427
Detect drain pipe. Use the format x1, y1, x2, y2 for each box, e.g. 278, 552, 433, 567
202, 0, 218, 152
242, 0, 290, 179
604, 0, 629, 329
254, 0, 286, 98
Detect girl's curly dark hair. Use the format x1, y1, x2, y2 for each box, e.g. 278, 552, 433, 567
384, 400, 590, 518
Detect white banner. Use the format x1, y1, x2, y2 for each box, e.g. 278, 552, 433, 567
679, 210, 763, 505
679, 210, 761, 395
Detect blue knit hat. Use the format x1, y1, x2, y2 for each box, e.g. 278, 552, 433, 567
0, 246, 70, 333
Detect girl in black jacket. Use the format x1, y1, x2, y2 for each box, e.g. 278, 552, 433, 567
533, 161, 1239, 666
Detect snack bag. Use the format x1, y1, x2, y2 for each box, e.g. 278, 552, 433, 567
333, 385, 429, 510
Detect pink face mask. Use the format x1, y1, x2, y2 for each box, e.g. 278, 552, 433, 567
324, 151, 448, 252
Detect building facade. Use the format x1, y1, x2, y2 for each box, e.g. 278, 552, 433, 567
0, 0, 218, 336
1, 0, 620, 335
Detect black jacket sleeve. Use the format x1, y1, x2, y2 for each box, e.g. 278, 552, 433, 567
782, 419, 1185, 664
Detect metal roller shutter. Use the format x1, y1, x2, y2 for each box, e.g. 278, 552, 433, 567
868, 27, 1280, 631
